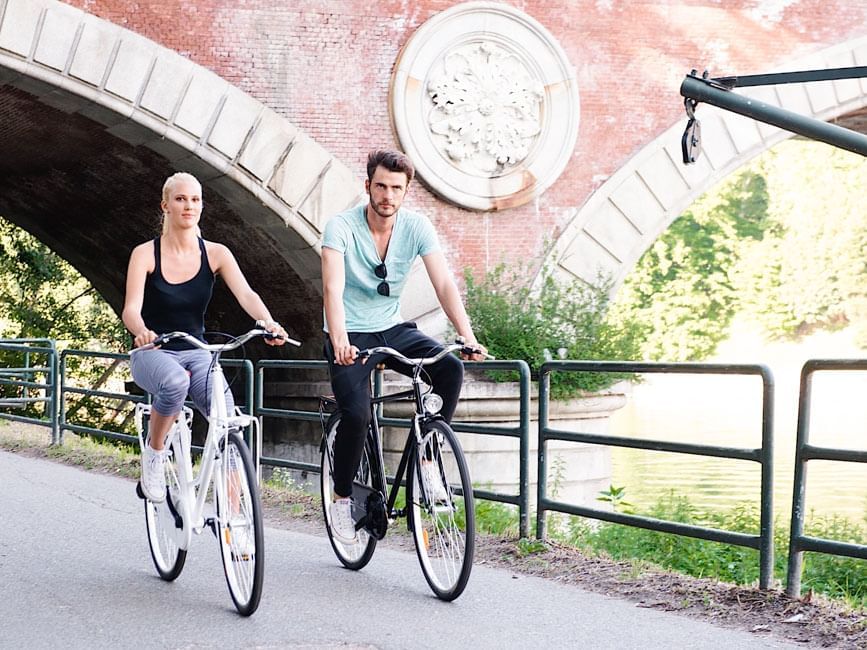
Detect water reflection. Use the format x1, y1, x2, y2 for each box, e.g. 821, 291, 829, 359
608, 363, 867, 524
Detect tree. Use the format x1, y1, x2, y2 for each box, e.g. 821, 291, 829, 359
611, 169, 769, 360
0, 217, 125, 349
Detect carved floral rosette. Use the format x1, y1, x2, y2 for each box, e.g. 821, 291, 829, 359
391, 2, 579, 211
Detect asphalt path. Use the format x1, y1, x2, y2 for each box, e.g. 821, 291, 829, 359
0, 450, 799, 649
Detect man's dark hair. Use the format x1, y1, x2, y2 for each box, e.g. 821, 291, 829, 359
366, 149, 415, 184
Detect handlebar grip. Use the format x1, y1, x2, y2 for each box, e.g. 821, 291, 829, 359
461, 345, 495, 360
263, 331, 302, 347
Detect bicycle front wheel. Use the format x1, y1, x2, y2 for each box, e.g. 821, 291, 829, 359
320, 414, 378, 570
407, 419, 475, 601
214, 431, 264, 616
143, 445, 187, 581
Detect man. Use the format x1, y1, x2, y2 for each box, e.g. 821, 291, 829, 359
321, 149, 486, 543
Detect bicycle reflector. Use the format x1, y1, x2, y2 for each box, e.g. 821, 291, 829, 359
422, 392, 443, 415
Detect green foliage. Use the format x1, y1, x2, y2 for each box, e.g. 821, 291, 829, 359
0, 218, 125, 349
474, 496, 520, 536
802, 513, 867, 604
733, 142, 867, 343
464, 264, 644, 398
515, 537, 549, 557
613, 139, 867, 358
597, 484, 634, 514
0, 217, 128, 430
555, 489, 867, 607
611, 170, 769, 361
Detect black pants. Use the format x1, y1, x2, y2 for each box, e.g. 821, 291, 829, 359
324, 322, 463, 497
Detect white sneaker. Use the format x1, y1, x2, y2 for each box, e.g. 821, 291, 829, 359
421, 461, 449, 503
140, 443, 167, 503
329, 497, 357, 544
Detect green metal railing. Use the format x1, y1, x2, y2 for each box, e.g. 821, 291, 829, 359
0, 339, 59, 442
535, 360, 776, 590
254, 359, 533, 538
59, 349, 255, 447
786, 359, 867, 597
9, 341, 867, 589
60, 349, 145, 445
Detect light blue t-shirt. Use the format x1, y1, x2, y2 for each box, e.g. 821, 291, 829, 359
322, 202, 440, 333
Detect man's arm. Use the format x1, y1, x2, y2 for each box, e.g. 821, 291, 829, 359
322, 247, 357, 365
422, 251, 487, 360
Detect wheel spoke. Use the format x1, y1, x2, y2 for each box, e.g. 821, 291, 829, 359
215, 432, 264, 616
408, 421, 475, 600
320, 415, 378, 569
144, 445, 187, 581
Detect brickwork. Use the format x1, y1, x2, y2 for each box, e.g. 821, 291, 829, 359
55, 0, 867, 282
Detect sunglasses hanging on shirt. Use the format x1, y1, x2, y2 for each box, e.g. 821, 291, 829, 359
374, 262, 389, 296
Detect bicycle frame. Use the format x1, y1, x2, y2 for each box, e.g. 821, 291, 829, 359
366, 385, 436, 522
134, 344, 259, 547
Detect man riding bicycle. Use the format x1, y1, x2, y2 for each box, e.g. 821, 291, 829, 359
321, 149, 486, 544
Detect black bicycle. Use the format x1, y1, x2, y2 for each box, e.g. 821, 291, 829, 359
319, 341, 486, 601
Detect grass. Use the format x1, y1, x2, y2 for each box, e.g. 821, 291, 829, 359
467, 487, 867, 608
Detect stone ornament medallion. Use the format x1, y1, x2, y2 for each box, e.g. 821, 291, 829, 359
391, 1, 579, 211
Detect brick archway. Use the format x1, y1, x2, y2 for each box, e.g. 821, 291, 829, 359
0, 0, 365, 345
545, 35, 867, 294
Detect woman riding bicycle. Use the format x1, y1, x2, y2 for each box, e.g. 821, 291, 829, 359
321, 150, 486, 544
122, 171, 288, 503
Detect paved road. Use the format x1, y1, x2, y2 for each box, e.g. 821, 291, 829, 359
0, 450, 798, 649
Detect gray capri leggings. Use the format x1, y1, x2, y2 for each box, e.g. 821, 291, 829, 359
130, 348, 235, 418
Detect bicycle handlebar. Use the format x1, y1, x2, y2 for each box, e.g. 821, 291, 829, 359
357, 340, 494, 366
129, 328, 301, 355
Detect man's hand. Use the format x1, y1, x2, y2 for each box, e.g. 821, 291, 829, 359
460, 340, 488, 362
331, 336, 359, 366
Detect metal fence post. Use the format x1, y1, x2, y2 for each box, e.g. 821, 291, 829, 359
535, 367, 551, 540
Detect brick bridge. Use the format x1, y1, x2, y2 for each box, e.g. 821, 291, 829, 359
2, 0, 867, 349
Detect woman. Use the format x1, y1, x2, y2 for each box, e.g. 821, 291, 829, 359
122, 172, 288, 502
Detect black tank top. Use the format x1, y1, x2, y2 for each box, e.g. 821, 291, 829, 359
141, 237, 215, 351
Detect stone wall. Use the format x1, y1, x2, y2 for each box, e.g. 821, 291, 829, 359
58, 0, 867, 280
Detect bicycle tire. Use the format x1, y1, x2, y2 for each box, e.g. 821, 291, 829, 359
320, 414, 378, 570
407, 419, 475, 601
143, 443, 187, 581
214, 431, 264, 616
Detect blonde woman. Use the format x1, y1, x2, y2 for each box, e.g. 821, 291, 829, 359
122, 172, 287, 502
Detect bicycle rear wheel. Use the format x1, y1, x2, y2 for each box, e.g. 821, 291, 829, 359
143, 444, 187, 581
407, 419, 475, 601
214, 431, 264, 616
320, 414, 378, 570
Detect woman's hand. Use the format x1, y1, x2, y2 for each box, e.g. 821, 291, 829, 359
133, 329, 158, 349
257, 319, 289, 346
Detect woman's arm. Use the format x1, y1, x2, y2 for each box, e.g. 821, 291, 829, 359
208, 242, 287, 345
121, 242, 158, 348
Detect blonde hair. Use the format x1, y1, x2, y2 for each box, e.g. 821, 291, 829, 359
160, 172, 202, 236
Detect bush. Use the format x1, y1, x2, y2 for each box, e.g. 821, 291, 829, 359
464, 264, 645, 398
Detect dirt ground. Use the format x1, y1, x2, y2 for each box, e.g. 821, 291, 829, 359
3, 423, 865, 648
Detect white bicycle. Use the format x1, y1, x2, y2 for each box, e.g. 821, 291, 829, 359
130, 327, 299, 616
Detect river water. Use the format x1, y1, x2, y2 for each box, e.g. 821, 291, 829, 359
607, 324, 867, 524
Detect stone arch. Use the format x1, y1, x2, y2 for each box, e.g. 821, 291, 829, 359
0, 0, 365, 345
545, 35, 867, 294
